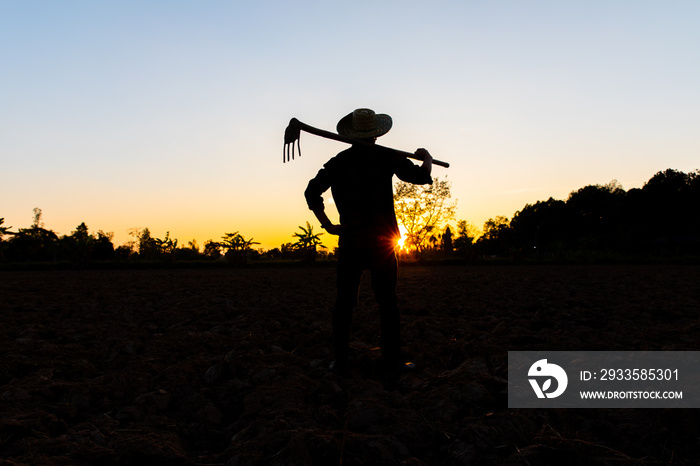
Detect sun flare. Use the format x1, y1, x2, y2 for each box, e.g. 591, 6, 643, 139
396, 225, 408, 251
396, 236, 406, 250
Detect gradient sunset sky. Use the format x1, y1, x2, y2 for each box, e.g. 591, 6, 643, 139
2, 1, 699, 250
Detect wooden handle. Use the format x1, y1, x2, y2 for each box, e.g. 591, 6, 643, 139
291, 118, 450, 168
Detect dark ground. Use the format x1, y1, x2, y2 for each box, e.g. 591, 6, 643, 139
1, 264, 699, 465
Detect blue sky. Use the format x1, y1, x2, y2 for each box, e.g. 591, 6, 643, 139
2, 1, 699, 249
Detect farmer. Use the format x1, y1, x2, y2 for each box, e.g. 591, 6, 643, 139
304, 108, 433, 377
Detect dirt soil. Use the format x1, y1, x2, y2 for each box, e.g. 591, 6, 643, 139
1, 264, 699, 465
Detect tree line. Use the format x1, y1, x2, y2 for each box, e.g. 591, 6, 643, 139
454, 168, 700, 261
1, 168, 698, 266
0, 210, 328, 266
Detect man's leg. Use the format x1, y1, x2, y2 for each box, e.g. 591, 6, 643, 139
370, 245, 402, 369
333, 248, 363, 373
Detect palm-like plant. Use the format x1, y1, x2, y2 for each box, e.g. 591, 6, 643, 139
292, 222, 325, 251
154, 231, 178, 259
292, 222, 326, 262
221, 231, 259, 252
221, 231, 259, 264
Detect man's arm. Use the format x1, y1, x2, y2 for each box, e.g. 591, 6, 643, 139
311, 208, 343, 235
415, 148, 433, 177
305, 165, 343, 235
394, 148, 433, 185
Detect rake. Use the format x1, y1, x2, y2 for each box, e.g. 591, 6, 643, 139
283, 118, 450, 168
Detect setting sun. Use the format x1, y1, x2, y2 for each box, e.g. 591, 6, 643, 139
396, 225, 408, 251
396, 236, 406, 250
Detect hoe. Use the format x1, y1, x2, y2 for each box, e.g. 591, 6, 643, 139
283, 118, 450, 168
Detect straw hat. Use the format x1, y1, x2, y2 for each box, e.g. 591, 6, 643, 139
336, 108, 392, 139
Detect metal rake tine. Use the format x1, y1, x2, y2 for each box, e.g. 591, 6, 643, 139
284, 140, 297, 162
283, 140, 299, 162
283, 118, 302, 163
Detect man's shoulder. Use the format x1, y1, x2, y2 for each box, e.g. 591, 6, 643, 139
322, 145, 402, 175
324, 147, 360, 168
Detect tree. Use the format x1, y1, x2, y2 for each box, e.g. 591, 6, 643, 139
154, 231, 178, 261
220, 231, 243, 252
567, 182, 625, 231
476, 216, 512, 256
136, 228, 159, 260
187, 239, 199, 252
453, 220, 479, 257
292, 221, 326, 262
174, 240, 202, 261
511, 197, 570, 253
5, 213, 59, 262
393, 176, 456, 252
32, 207, 44, 229
565, 181, 627, 251
441, 226, 453, 254
115, 244, 135, 261
92, 231, 115, 261
60, 222, 93, 264
482, 216, 510, 240
0, 218, 12, 240
221, 231, 258, 253
280, 242, 296, 260
221, 231, 259, 264
0, 218, 12, 261
642, 169, 698, 235
204, 240, 222, 259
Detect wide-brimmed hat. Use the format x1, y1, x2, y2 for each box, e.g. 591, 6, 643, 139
336, 108, 392, 139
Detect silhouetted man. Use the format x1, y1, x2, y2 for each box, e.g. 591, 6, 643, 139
304, 108, 433, 377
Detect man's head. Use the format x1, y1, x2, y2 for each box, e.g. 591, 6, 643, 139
337, 108, 392, 140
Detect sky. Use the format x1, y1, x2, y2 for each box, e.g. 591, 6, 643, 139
2, 1, 699, 250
